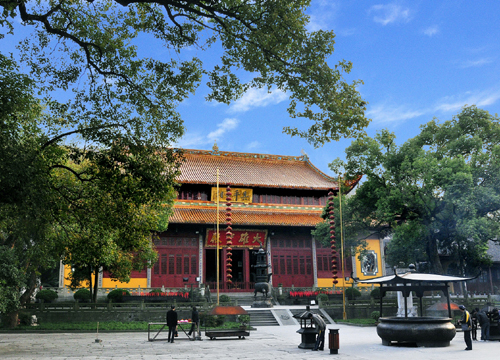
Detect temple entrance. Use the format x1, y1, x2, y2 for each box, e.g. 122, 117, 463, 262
205, 249, 222, 284
204, 248, 258, 292
232, 249, 244, 283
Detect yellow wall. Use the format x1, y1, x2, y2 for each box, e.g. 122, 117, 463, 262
62, 264, 147, 289
317, 237, 383, 289
317, 277, 348, 288
101, 278, 147, 288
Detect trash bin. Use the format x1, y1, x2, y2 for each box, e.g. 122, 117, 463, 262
329, 328, 339, 354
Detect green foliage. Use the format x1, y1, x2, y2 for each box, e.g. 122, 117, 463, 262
17, 311, 33, 326
0, 246, 25, 314
219, 294, 231, 303
149, 288, 163, 294
311, 194, 368, 260
73, 289, 91, 302
336, 318, 377, 326
345, 287, 361, 300
1, 0, 368, 148
238, 315, 250, 326
370, 288, 381, 299
200, 314, 226, 328
316, 293, 329, 302
215, 315, 226, 327
107, 289, 130, 303
35, 289, 58, 303
371, 311, 380, 322
13, 320, 242, 331
331, 106, 500, 275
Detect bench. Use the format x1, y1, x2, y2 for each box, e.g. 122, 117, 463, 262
205, 329, 250, 340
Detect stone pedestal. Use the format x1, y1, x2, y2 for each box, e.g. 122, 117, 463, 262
251, 300, 273, 308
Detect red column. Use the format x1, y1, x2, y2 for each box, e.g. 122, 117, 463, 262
221, 248, 227, 290
244, 248, 251, 290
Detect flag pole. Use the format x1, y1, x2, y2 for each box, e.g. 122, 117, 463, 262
216, 168, 220, 305
339, 175, 346, 320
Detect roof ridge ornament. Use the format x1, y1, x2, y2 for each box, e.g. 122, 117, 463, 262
212, 140, 219, 154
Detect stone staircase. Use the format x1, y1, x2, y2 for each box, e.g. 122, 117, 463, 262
248, 310, 280, 327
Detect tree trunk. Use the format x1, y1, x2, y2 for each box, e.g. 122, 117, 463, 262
427, 237, 443, 274
89, 267, 93, 303
4, 311, 19, 329
93, 268, 99, 303
7, 269, 38, 328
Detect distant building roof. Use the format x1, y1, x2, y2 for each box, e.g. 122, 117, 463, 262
176, 148, 359, 191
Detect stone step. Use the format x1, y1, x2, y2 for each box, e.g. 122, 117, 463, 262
248, 310, 279, 327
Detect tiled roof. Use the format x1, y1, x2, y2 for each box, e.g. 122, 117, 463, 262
176, 148, 346, 190
170, 202, 324, 227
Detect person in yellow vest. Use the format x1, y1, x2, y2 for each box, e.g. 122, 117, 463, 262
459, 305, 472, 350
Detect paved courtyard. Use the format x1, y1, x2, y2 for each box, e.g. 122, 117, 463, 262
0, 322, 498, 360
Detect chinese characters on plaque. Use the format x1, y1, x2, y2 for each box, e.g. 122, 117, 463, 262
211, 187, 252, 203
206, 229, 266, 248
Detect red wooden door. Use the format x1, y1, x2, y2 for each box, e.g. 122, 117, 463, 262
271, 236, 313, 287
151, 236, 198, 288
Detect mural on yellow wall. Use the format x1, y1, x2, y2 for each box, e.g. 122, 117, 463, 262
356, 238, 383, 281
317, 237, 384, 288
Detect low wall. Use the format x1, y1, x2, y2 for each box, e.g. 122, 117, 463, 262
27, 302, 208, 324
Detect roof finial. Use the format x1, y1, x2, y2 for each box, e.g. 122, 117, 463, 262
212, 140, 219, 153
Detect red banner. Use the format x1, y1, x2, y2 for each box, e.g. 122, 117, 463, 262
205, 229, 267, 248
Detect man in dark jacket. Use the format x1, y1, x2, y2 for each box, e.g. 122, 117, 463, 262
166, 305, 178, 343
477, 309, 490, 341
188, 306, 200, 338
309, 312, 326, 351
459, 305, 472, 350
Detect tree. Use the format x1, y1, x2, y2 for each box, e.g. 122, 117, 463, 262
311, 189, 369, 265
1, 0, 371, 325
1, 0, 368, 148
0, 53, 181, 325
330, 106, 500, 275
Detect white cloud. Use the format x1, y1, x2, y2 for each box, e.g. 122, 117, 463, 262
368, 87, 500, 125
174, 118, 239, 148
423, 25, 439, 37
434, 89, 500, 112
459, 57, 494, 68
207, 118, 239, 141
246, 141, 261, 151
369, 4, 411, 26
228, 88, 288, 113
306, 1, 340, 32
173, 133, 209, 149
367, 103, 425, 124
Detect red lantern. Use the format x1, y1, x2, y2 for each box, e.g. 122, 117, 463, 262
225, 185, 233, 284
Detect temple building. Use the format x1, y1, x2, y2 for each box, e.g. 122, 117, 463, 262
61, 146, 386, 291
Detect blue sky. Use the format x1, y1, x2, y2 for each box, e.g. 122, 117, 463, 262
3, 1, 500, 176
174, 0, 500, 176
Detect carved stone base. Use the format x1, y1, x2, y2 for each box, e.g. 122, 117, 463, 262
251, 300, 273, 308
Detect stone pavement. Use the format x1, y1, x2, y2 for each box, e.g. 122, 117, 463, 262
1, 306, 498, 360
